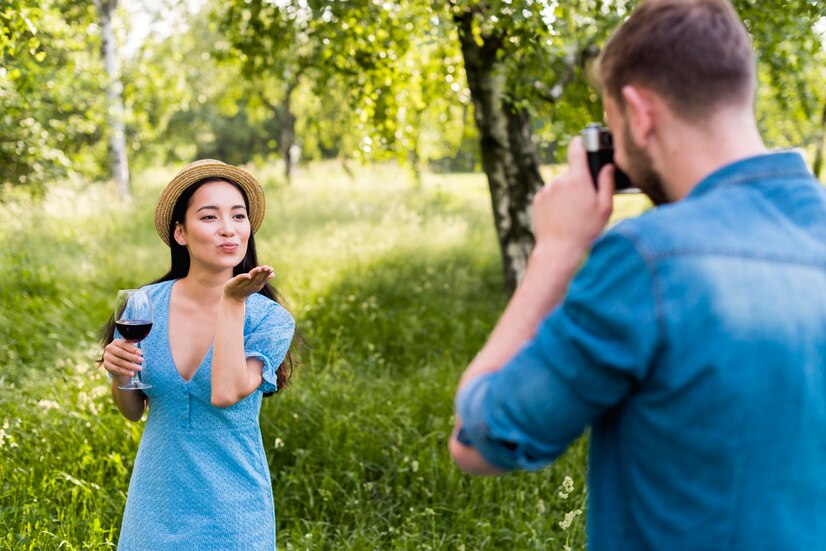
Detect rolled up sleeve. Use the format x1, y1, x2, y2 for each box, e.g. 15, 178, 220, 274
244, 301, 295, 394
455, 231, 660, 471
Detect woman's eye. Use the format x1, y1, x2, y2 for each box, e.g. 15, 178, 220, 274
234, 213, 247, 220
201, 215, 217, 221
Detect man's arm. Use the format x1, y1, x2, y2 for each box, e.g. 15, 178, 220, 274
450, 137, 615, 474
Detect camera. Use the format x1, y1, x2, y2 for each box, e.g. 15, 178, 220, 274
581, 123, 636, 192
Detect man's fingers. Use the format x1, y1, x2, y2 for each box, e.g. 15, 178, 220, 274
597, 164, 616, 207
567, 136, 587, 173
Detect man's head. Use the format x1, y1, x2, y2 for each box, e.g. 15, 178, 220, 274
597, 0, 758, 203
599, 0, 755, 120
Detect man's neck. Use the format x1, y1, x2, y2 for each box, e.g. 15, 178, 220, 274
658, 107, 768, 201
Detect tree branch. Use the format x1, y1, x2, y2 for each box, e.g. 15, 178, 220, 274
532, 42, 600, 105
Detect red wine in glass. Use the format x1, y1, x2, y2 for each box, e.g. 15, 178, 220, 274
115, 320, 153, 343
114, 289, 153, 390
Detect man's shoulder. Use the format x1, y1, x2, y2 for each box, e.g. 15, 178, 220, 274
609, 174, 826, 263
603, 203, 689, 259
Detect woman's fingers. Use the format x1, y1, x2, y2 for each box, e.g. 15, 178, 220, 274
249, 265, 274, 283
223, 266, 275, 301
104, 340, 143, 376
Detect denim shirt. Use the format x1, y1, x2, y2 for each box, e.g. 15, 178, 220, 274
457, 152, 826, 550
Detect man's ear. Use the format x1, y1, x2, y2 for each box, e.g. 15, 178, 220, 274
174, 222, 186, 246
621, 85, 655, 147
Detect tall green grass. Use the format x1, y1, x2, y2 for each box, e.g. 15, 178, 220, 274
0, 162, 648, 549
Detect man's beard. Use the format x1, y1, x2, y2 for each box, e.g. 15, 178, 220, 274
622, 124, 670, 206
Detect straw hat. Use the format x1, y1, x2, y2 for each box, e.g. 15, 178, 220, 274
154, 159, 266, 246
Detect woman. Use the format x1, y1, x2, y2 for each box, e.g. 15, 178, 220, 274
101, 159, 297, 550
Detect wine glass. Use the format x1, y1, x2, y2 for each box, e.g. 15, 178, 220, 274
114, 289, 153, 391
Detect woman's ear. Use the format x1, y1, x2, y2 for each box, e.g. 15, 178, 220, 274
621, 84, 655, 147
174, 222, 187, 246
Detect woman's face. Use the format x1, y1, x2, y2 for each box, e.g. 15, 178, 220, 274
174, 180, 251, 274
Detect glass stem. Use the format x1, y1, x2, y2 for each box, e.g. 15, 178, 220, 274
131, 341, 142, 384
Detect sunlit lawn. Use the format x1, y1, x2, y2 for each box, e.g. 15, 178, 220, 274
0, 161, 649, 549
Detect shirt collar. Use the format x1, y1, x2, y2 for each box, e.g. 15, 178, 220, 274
686, 150, 813, 200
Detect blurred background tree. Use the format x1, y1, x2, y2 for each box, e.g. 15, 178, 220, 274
94, 0, 131, 198
1, 0, 824, 288
219, 0, 826, 291
1, 1, 106, 193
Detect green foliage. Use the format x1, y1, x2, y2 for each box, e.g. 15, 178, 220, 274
1, 0, 823, 189
0, 162, 649, 548
738, 0, 826, 155
219, 0, 826, 169
122, 3, 279, 169
219, 0, 472, 167
0, 2, 107, 191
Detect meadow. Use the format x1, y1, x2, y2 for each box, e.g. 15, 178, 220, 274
0, 162, 648, 550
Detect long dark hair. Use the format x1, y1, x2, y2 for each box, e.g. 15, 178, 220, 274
100, 177, 300, 394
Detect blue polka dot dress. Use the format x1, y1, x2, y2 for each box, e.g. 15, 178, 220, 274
116, 279, 295, 550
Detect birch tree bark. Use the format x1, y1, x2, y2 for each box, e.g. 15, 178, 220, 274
95, 0, 130, 199
456, 8, 548, 293
279, 77, 299, 184
813, 100, 826, 179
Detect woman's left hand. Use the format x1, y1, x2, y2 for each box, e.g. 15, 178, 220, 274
223, 265, 274, 303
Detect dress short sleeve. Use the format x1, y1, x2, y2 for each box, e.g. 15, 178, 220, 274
244, 296, 295, 393
456, 231, 660, 471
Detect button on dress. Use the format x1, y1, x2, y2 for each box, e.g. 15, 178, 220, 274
116, 280, 295, 550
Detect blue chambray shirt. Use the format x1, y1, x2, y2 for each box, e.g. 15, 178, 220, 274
457, 152, 826, 550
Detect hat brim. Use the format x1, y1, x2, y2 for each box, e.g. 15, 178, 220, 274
154, 159, 266, 247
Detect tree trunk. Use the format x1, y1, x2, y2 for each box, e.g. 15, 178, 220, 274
280, 84, 297, 184
813, 100, 826, 179
408, 108, 425, 186
456, 10, 544, 294
96, 0, 130, 199
268, 75, 301, 185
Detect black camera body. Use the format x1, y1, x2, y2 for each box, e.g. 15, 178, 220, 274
581, 123, 636, 192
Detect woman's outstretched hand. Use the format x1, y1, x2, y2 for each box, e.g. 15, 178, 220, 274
223, 265, 274, 303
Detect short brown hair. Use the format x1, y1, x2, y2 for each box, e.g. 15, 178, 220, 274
598, 0, 756, 119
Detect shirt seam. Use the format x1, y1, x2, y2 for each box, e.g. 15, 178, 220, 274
645, 249, 826, 269
604, 231, 666, 361
689, 154, 812, 198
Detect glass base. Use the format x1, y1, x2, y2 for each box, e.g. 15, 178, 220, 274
118, 381, 152, 390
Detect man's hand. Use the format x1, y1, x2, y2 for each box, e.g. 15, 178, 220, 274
223, 265, 274, 303
532, 136, 614, 256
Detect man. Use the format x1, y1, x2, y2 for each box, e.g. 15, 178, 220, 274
449, 0, 826, 549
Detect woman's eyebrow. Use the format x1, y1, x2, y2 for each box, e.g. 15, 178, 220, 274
195, 204, 247, 212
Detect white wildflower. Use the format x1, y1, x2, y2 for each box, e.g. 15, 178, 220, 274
37, 399, 60, 410
558, 475, 575, 499
559, 509, 582, 530
274, 438, 285, 449
90, 385, 108, 399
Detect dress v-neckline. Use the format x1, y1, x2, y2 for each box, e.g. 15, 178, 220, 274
166, 280, 213, 384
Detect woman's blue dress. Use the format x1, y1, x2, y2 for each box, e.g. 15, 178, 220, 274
116, 280, 295, 550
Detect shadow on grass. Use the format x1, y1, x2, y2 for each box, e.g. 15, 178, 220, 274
260, 247, 589, 549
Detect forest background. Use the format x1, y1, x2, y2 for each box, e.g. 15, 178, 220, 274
1, 0, 825, 548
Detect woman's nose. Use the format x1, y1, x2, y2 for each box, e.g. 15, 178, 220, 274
218, 217, 235, 236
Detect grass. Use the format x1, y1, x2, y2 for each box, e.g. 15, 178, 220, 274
0, 161, 650, 549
